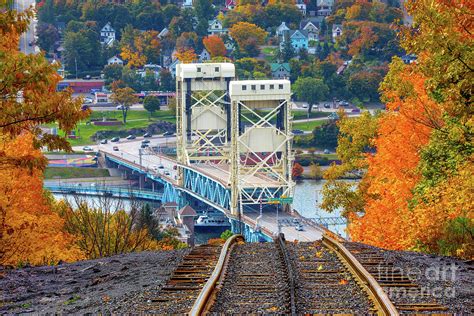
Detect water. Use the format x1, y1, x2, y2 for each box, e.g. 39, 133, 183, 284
293, 179, 357, 238
53, 179, 355, 241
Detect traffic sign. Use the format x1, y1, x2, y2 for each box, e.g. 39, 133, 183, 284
267, 197, 293, 204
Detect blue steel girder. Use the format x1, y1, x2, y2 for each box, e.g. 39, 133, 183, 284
241, 187, 285, 204
183, 168, 230, 210
162, 182, 181, 206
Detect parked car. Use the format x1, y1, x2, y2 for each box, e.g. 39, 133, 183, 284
328, 113, 340, 120
158, 164, 164, 169
140, 143, 149, 148
324, 103, 331, 109
301, 103, 308, 109
163, 131, 175, 137
111, 137, 119, 142
100, 139, 108, 144
82, 146, 93, 151
292, 129, 304, 135
295, 224, 304, 231
142, 139, 150, 144
116, 105, 124, 110
323, 149, 330, 154
84, 97, 93, 104
143, 132, 152, 138
351, 108, 361, 113
126, 135, 136, 140
164, 171, 171, 176
113, 146, 119, 151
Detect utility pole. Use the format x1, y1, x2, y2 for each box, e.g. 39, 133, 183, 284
139, 148, 143, 167
75, 57, 78, 79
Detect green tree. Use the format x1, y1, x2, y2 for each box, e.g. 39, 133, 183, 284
293, 77, 329, 113
312, 120, 339, 149
36, 23, 59, 53
103, 64, 123, 86
159, 69, 175, 92
143, 96, 161, 119
110, 87, 138, 124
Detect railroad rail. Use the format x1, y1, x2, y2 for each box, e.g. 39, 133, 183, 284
196, 234, 295, 314
135, 243, 223, 313
344, 242, 450, 314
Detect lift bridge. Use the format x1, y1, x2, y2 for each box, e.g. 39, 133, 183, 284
100, 63, 323, 241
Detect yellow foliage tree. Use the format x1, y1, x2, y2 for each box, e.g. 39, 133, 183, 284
174, 48, 198, 63
0, 135, 84, 266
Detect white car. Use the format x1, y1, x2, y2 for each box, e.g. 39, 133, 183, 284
116, 105, 124, 110
82, 146, 93, 151
301, 103, 308, 108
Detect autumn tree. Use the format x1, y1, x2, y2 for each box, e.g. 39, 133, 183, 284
292, 163, 304, 179
323, 0, 473, 258
0, 7, 89, 265
174, 48, 198, 63
203, 35, 227, 58
121, 29, 161, 68
111, 87, 138, 124
229, 22, 267, 57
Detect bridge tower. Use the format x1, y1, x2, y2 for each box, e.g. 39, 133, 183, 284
229, 80, 295, 216
175, 63, 236, 186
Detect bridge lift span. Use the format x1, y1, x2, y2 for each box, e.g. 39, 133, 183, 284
176, 63, 294, 217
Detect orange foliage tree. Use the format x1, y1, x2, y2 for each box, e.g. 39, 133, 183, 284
292, 163, 304, 179
203, 35, 227, 58
0, 135, 84, 265
0, 8, 88, 265
174, 48, 198, 63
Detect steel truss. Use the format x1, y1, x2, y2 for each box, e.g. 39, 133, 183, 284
176, 64, 234, 176
230, 83, 295, 215
183, 168, 231, 210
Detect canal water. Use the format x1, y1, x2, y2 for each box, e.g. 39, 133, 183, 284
54, 179, 354, 243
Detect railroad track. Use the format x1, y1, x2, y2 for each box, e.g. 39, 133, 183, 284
135, 243, 222, 314
201, 234, 295, 314
344, 242, 450, 314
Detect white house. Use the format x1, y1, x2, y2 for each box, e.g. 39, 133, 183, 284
183, 0, 193, 8
332, 24, 343, 42
107, 56, 123, 65
276, 22, 290, 37
295, 0, 307, 16
302, 21, 320, 41
100, 22, 116, 47
208, 19, 228, 35
158, 28, 169, 39
317, 0, 334, 16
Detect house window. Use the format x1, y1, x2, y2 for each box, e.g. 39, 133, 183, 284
215, 67, 219, 72
260, 85, 265, 90
270, 84, 274, 89
197, 67, 201, 72
279, 84, 284, 89
251, 85, 256, 90
242, 85, 247, 90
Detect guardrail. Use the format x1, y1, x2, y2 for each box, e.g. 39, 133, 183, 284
45, 184, 163, 201
322, 234, 399, 316
190, 234, 244, 316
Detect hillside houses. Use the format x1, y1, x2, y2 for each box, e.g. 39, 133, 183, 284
208, 19, 228, 36
100, 22, 115, 47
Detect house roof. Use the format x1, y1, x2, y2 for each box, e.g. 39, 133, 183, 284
158, 28, 169, 38
107, 56, 123, 62
101, 22, 115, 32
302, 21, 319, 31
290, 30, 309, 39
179, 205, 197, 217
277, 22, 290, 32
163, 202, 178, 207
270, 63, 291, 73
332, 24, 343, 31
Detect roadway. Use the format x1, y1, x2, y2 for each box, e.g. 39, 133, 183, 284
15, 0, 38, 55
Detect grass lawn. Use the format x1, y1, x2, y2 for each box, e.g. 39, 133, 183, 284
44, 167, 110, 179
292, 119, 328, 131
291, 111, 328, 120
46, 110, 176, 146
